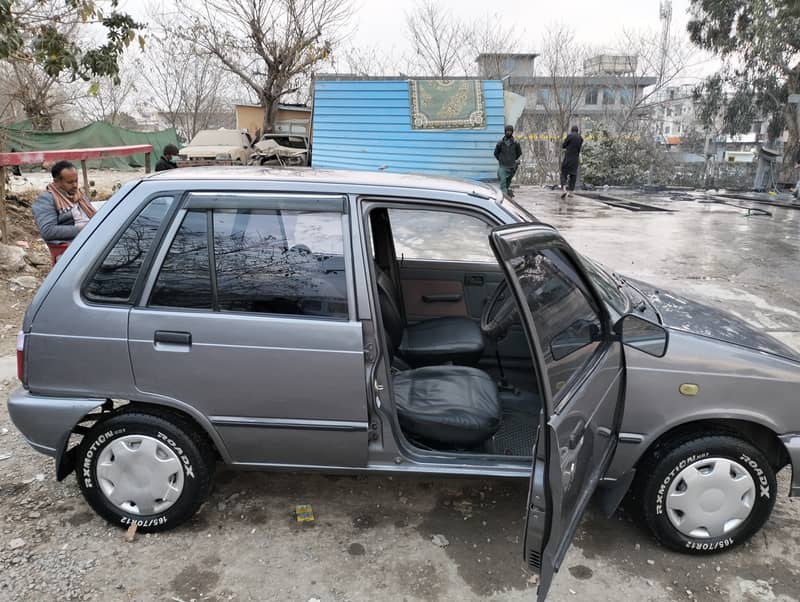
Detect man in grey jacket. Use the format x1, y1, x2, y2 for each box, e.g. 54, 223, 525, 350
32, 161, 97, 263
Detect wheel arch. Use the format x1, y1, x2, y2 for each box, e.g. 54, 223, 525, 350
56, 400, 229, 480
638, 418, 790, 473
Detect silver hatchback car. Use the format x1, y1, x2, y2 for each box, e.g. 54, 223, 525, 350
9, 168, 800, 600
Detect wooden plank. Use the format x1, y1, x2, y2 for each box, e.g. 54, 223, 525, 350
0, 145, 154, 167
81, 159, 89, 197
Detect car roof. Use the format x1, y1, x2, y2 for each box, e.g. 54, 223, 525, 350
145, 166, 499, 197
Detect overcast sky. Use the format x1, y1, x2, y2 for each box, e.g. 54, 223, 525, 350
123, 0, 716, 81
350, 0, 694, 50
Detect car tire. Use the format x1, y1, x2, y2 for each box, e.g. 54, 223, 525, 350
75, 410, 215, 532
635, 435, 776, 554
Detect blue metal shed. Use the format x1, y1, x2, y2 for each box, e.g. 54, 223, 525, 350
311, 78, 504, 181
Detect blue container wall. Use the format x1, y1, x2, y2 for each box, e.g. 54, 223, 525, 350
311, 80, 504, 181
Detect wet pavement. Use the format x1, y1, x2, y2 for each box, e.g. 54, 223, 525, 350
517, 187, 800, 353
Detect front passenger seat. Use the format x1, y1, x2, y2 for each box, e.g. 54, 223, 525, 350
375, 266, 484, 367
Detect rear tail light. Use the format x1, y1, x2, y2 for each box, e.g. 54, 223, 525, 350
16, 331, 25, 382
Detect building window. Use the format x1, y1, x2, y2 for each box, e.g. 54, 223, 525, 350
619, 88, 633, 105
602, 88, 615, 105
585, 87, 598, 105
558, 88, 571, 105
537, 88, 550, 106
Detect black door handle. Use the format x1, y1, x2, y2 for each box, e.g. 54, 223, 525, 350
422, 293, 462, 303
465, 274, 485, 286
154, 331, 192, 346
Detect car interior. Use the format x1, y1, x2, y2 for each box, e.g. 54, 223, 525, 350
368, 207, 542, 458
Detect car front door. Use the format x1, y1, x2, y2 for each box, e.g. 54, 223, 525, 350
490, 223, 626, 601
128, 192, 368, 468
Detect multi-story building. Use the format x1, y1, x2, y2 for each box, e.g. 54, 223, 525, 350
476, 53, 657, 135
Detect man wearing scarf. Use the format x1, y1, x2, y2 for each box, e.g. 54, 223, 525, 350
32, 160, 97, 264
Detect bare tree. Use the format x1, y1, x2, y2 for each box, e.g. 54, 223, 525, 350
139, 35, 236, 141
465, 14, 525, 79
171, 0, 352, 133
335, 44, 409, 77
520, 24, 591, 183
606, 27, 692, 134
80, 53, 141, 127
405, 0, 468, 77
3, 60, 83, 130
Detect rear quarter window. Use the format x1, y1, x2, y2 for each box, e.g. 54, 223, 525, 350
84, 196, 175, 303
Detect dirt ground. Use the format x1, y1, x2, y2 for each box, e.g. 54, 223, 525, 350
1, 181, 800, 601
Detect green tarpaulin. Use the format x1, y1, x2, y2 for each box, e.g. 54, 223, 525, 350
0, 121, 179, 171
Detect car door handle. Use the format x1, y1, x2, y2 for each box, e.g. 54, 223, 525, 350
465, 275, 485, 286
422, 294, 462, 303
154, 330, 192, 346
567, 420, 586, 450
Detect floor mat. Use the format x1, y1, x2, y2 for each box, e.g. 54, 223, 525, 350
487, 411, 536, 456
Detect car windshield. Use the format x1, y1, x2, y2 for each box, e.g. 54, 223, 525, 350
580, 256, 628, 314
186, 130, 246, 147
261, 136, 307, 149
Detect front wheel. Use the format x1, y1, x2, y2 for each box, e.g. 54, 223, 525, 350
635, 435, 777, 554
75, 410, 215, 532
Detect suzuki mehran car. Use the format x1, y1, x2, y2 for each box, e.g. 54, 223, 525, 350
9, 168, 800, 600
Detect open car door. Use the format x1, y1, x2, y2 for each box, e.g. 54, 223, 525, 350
489, 223, 626, 601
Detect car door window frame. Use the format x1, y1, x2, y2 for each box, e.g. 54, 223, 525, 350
138, 192, 356, 322
492, 224, 613, 415
80, 190, 185, 306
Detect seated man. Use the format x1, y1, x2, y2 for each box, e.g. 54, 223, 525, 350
32, 160, 96, 264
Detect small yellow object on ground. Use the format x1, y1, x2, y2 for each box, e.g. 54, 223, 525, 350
295, 504, 315, 523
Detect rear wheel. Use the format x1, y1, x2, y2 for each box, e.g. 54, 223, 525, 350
75, 410, 215, 532
635, 435, 776, 554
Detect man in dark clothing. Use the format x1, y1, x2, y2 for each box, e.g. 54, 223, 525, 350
155, 144, 180, 171
560, 125, 584, 198
494, 125, 522, 197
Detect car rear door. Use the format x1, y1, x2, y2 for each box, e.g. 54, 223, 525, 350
489, 223, 626, 601
128, 192, 368, 468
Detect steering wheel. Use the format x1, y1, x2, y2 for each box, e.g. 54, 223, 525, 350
481, 279, 520, 339
287, 244, 312, 256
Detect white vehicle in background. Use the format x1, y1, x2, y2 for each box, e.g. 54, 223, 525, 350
249, 134, 309, 166
178, 128, 254, 165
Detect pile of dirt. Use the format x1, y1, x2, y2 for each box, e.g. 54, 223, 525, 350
0, 193, 54, 356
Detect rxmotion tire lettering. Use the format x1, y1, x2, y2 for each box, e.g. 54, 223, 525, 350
82, 429, 196, 490
654, 452, 710, 516
82, 428, 125, 488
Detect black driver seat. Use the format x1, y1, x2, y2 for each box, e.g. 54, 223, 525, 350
376, 266, 484, 367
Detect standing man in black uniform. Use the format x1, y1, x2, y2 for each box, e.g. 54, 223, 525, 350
494, 125, 522, 197
560, 125, 584, 198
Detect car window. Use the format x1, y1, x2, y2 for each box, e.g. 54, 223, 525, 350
388, 208, 494, 262
213, 209, 347, 319
150, 211, 213, 309
85, 195, 174, 302
511, 249, 602, 401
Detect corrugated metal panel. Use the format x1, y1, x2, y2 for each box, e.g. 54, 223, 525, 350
311, 80, 504, 180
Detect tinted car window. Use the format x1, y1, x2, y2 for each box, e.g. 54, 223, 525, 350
512, 249, 602, 400
85, 196, 174, 302
388, 208, 494, 262
150, 211, 212, 309
213, 209, 347, 319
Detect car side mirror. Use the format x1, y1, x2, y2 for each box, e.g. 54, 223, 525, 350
615, 314, 668, 357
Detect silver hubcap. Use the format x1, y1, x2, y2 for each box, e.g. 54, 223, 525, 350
665, 457, 756, 539
96, 435, 185, 515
